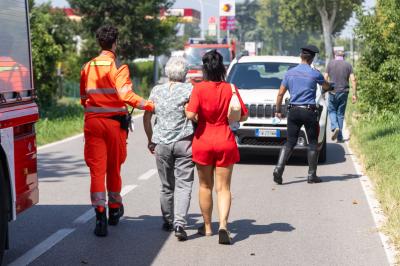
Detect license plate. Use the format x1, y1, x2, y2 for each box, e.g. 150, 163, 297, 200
255, 129, 280, 137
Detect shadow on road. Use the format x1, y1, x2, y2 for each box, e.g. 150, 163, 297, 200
38, 151, 88, 179
238, 143, 347, 166
282, 174, 361, 185
184, 214, 295, 244
230, 220, 295, 243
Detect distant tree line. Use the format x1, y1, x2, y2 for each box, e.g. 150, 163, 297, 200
235, 0, 362, 60
29, 0, 177, 109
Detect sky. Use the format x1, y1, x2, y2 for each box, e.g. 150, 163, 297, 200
36, 0, 375, 38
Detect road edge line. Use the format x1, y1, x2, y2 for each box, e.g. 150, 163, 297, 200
344, 122, 397, 265
8, 228, 75, 266
37, 113, 144, 151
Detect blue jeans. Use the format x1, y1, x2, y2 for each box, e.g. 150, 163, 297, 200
328, 92, 349, 140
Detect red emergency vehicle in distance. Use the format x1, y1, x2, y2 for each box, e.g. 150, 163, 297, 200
184, 39, 235, 83
0, 0, 39, 263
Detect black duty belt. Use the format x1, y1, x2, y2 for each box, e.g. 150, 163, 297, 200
288, 104, 318, 111
108, 114, 132, 134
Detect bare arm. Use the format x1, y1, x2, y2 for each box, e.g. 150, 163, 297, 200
324, 73, 329, 81
350, 73, 357, 103
185, 110, 198, 123
143, 111, 155, 153
321, 80, 332, 92
275, 84, 287, 118
240, 113, 249, 122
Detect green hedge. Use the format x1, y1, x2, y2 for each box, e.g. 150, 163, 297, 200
129, 61, 158, 98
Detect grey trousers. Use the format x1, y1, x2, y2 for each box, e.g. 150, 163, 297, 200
155, 136, 194, 227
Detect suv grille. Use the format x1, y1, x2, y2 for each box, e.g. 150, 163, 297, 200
245, 104, 288, 118
241, 137, 286, 146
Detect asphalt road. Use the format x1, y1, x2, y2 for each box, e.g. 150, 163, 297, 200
4, 115, 389, 266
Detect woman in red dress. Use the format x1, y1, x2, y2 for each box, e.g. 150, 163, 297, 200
185, 50, 248, 244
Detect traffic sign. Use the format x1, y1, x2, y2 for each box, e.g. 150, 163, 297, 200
219, 0, 235, 17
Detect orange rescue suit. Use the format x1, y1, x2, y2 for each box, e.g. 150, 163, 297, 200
80, 50, 154, 208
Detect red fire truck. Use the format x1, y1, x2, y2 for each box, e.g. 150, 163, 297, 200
184, 40, 236, 82
0, 0, 39, 262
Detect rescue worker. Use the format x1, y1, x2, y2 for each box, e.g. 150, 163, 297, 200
273, 45, 334, 185
80, 25, 154, 237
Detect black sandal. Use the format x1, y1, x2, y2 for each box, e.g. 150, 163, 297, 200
218, 228, 232, 245
197, 224, 212, 236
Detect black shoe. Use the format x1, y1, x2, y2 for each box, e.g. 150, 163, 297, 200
307, 174, 322, 183
174, 225, 188, 241
94, 208, 107, 237
307, 149, 322, 184
218, 228, 232, 245
162, 222, 174, 232
273, 146, 292, 185
108, 205, 124, 226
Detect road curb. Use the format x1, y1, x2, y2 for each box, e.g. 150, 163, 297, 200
38, 113, 144, 151
343, 122, 398, 265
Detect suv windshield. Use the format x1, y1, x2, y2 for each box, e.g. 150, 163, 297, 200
227, 62, 298, 89
185, 47, 231, 67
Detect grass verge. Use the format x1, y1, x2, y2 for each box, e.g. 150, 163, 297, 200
36, 98, 84, 146
346, 104, 400, 259
36, 98, 143, 146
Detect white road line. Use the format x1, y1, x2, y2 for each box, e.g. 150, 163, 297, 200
138, 168, 157, 180
72, 208, 96, 225
73, 184, 138, 225
37, 113, 144, 151
121, 184, 138, 196
344, 123, 397, 265
37, 133, 83, 151
8, 228, 75, 266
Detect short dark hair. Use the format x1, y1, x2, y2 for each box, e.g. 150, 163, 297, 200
96, 25, 118, 50
202, 50, 226, 82
300, 52, 315, 63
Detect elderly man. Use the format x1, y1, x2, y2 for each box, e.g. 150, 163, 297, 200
324, 49, 357, 142
143, 57, 194, 241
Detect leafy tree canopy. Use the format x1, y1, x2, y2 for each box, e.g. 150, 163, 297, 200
278, 0, 362, 60
29, 0, 77, 108
68, 0, 178, 60
356, 0, 400, 112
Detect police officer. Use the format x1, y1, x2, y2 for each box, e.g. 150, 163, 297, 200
273, 45, 333, 185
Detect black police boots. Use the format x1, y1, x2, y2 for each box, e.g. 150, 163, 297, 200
108, 204, 124, 226
307, 149, 322, 183
94, 208, 108, 237
273, 146, 292, 185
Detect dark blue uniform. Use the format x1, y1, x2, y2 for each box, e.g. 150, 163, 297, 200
282, 64, 324, 150
273, 45, 326, 185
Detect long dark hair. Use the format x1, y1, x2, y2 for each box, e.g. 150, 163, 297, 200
202, 50, 226, 82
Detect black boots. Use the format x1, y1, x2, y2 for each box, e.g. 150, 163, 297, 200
273, 146, 292, 185
307, 149, 322, 183
94, 208, 108, 237
108, 205, 124, 226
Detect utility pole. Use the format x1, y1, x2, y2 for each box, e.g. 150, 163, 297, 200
197, 0, 205, 39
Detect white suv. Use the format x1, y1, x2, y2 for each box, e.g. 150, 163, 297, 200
226, 55, 328, 162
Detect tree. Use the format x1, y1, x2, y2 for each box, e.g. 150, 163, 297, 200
256, 0, 318, 55
68, 0, 178, 60
29, 0, 76, 108
279, 0, 363, 61
234, 0, 260, 43
355, 0, 400, 112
